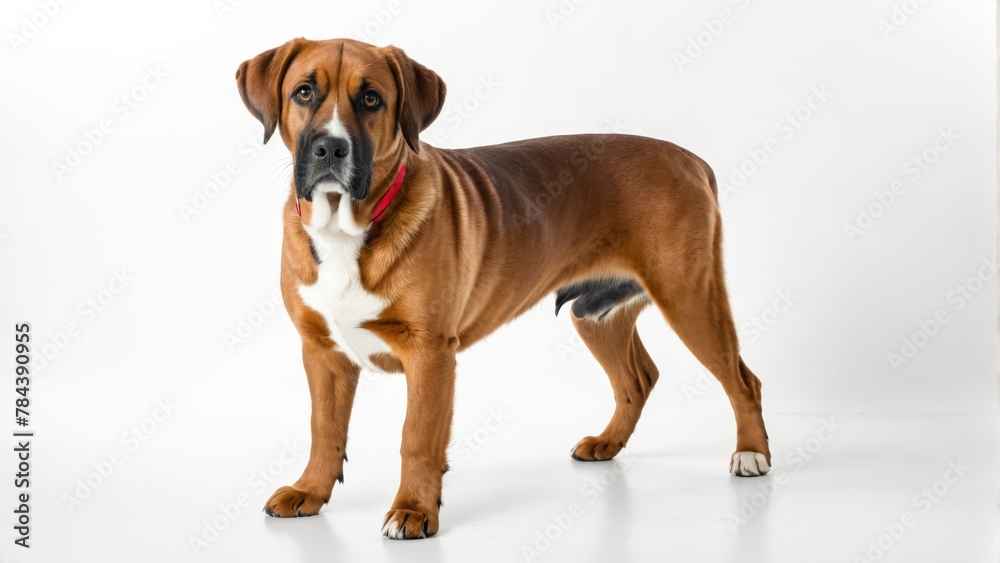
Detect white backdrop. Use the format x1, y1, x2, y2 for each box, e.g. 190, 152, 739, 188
0, 1, 997, 562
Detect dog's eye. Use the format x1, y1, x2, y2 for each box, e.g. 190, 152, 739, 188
295, 85, 313, 104
362, 91, 380, 110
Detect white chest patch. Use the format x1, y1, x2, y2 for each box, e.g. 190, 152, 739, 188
298, 194, 391, 371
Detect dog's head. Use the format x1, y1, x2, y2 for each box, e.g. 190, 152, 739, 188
236, 38, 446, 202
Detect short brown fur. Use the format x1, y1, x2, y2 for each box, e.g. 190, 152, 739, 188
236, 38, 770, 539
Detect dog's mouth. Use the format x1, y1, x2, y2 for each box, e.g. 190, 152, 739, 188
307, 172, 345, 196
294, 165, 372, 203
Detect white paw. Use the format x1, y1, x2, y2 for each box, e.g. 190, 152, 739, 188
381, 518, 403, 539
730, 451, 770, 476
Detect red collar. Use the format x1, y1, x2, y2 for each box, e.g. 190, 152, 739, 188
370, 163, 406, 223
294, 163, 406, 223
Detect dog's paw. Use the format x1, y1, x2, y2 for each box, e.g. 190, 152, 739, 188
729, 451, 771, 477
381, 508, 437, 539
570, 436, 624, 461
263, 486, 328, 517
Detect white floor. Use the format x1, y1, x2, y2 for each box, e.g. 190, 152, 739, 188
17, 375, 1000, 562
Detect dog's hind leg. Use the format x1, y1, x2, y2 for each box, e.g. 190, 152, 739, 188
638, 213, 771, 476
567, 295, 659, 461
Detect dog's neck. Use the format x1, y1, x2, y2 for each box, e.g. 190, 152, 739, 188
370, 163, 407, 223
295, 147, 438, 287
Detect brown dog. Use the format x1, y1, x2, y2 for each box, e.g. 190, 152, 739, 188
236, 37, 770, 539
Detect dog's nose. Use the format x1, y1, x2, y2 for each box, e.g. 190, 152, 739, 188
312, 136, 350, 159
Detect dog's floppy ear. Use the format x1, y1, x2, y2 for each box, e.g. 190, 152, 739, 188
384, 46, 446, 154
236, 39, 304, 144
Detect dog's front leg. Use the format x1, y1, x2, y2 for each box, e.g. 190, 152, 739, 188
264, 343, 359, 517
381, 340, 456, 539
